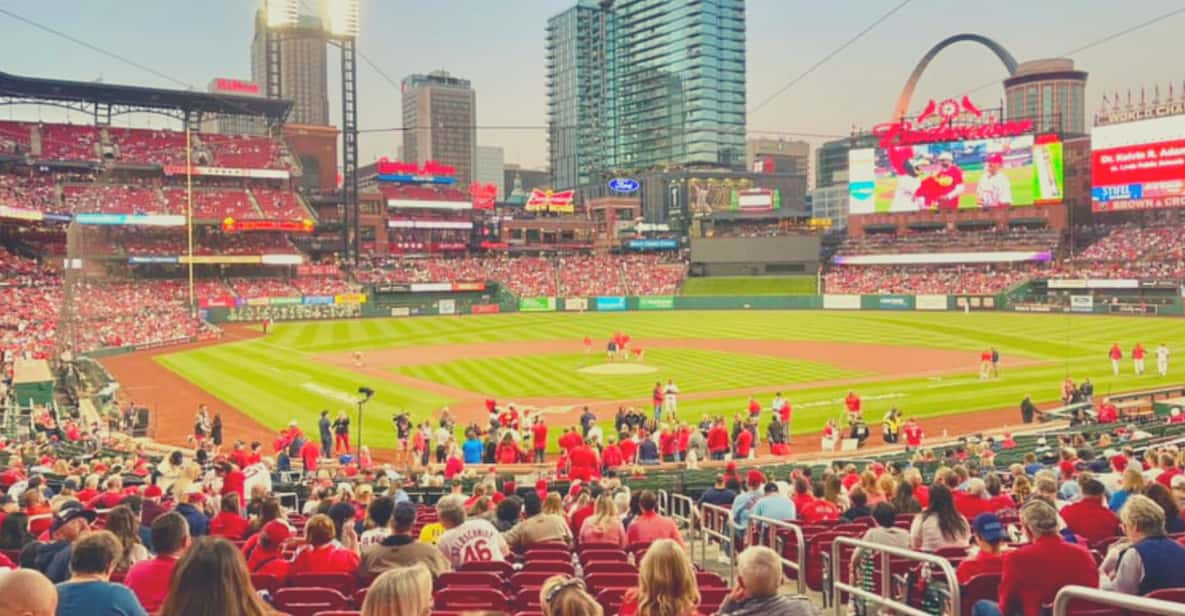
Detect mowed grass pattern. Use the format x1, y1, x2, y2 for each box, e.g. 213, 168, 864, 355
157, 311, 1185, 444
397, 349, 862, 400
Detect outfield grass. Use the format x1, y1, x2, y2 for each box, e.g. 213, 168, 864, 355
680, 276, 818, 296
156, 311, 1184, 450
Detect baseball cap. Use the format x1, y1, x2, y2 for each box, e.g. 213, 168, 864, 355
938, 152, 954, 161
143, 485, 163, 498
726, 461, 738, 473
392, 501, 418, 528
972, 513, 1006, 542
746, 470, 765, 488
62, 479, 78, 492
986, 153, 1004, 165
50, 502, 96, 533
261, 520, 292, 545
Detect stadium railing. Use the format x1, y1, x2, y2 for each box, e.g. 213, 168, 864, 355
748, 515, 806, 594
667, 493, 700, 557
830, 537, 959, 616
1053, 585, 1184, 616
699, 503, 737, 585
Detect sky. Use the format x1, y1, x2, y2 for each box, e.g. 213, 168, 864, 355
0, 0, 1182, 173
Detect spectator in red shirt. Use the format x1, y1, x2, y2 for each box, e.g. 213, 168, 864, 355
746, 396, 761, 418
618, 433, 638, 465
707, 421, 730, 460
798, 477, 842, 524
1060, 478, 1121, 543
955, 478, 987, 520
845, 390, 862, 419
902, 418, 924, 450
76, 475, 100, 505
216, 460, 245, 506
841, 465, 861, 491
981, 474, 1016, 513
973, 499, 1098, 616
734, 421, 753, 460
299, 437, 320, 474
126, 512, 191, 613
791, 477, 815, 514
1155, 453, 1181, 488
495, 433, 522, 465
531, 418, 548, 463
626, 491, 685, 548
228, 441, 250, 471
601, 437, 625, 471
209, 493, 249, 540
245, 520, 292, 580
569, 488, 598, 541
568, 438, 600, 483
88, 476, 126, 510
21, 489, 53, 536
291, 514, 361, 575
956, 512, 1007, 585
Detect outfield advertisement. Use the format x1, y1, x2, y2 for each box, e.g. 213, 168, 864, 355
877, 295, 914, 310
519, 297, 557, 312
823, 294, 861, 310
470, 304, 501, 314
1091, 114, 1185, 212
1070, 295, 1095, 313
437, 299, 456, 315
564, 298, 589, 312
915, 295, 949, 310
849, 134, 1063, 214
596, 296, 627, 311
638, 296, 675, 310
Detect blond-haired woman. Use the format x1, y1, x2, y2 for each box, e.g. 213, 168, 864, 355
579, 494, 627, 547
619, 539, 700, 616
541, 575, 603, 616
362, 564, 433, 616
1109, 466, 1145, 512
543, 493, 565, 516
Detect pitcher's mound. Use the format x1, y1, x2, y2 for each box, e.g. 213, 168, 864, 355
578, 363, 658, 375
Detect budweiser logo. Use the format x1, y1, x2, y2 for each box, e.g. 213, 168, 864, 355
874, 96, 1032, 147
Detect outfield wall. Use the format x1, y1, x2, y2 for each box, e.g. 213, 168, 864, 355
199, 290, 1185, 323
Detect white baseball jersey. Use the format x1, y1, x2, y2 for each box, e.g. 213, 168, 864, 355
1158, 346, 1170, 362
436, 518, 507, 568
976, 171, 1013, 207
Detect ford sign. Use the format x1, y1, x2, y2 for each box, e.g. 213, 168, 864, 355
609, 177, 639, 193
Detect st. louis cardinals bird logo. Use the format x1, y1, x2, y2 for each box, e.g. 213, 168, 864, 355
916, 96, 982, 126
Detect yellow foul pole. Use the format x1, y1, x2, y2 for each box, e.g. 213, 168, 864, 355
186, 124, 195, 314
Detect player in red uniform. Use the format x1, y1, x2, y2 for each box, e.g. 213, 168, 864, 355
747, 396, 761, 419
902, 418, 924, 450
531, 417, 548, 463
1109, 343, 1122, 376
844, 391, 862, 422
925, 151, 965, 210
1132, 342, 1146, 376
583, 335, 592, 355
979, 348, 992, 380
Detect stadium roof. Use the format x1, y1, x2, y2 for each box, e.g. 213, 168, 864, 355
0, 69, 292, 121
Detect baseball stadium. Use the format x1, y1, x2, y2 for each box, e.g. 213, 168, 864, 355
3, 8, 1185, 616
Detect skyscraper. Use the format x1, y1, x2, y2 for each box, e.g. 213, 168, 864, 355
250, 11, 330, 126
401, 70, 478, 186
547, 0, 746, 188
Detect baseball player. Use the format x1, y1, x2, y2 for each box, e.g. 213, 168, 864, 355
1157, 343, 1170, 377
1109, 343, 1122, 376
975, 153, 1013, 208
1133, 343, 1146, 376
663, 379, 679, 419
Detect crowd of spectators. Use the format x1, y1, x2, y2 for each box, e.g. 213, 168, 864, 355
557, 255, 627, 297
66, 281, 216, 350
0, 171, 70, 212
290, 275, 358, 297
622, 254, 687, 296
119, 229, 297, 256
107, 128, 189, 167
62, 184, 166, 216
0, 247, 61, 360
836, 227, 1059, 256
824, 264, 1042, 295
228, 277, 299, 299
200, 134, 293, 171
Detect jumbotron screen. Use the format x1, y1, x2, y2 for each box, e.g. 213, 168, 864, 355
1091, 114, 1185, 212
848, 135, 1063, 214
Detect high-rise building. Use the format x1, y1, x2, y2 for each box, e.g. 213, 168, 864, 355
250, 11, 330, 126
547, 0, 746, 189
1004, 58, 1088, 135
401, 70, 477, 186
475, 146, 505, 200
201, 78, 267, 135
746, 138, 810, 176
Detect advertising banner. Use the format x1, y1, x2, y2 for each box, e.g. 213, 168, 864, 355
1047, 279, 1139, 289
470, 304, 501, 314
296, 265, 339, 277
638, 296, 675, 310
627, 238, 679, 250
223, 219, 314, 233
246, 297, 270, 306
387, 219, 473, 229
302, 295, 335, 305
386, 199, 470, 210
823, 294, 861, 310
375, 284, 411, 293
128, 255, 180, 264
437, 299, 456, 315
269, 297, 302, 306
519, 297, 557, 312
390, 306, 412, 317
77, 213, 186, 226
915, 294, 948, 310
452, 281, 486, 292
409, 282, 454, 293
595, 296, 627, 311
198, 296, 236, 308
564, 297, 589, 311
1070, 295, 1095, 313
877, 295, 914, 310
163, 165, 289, 180
0, 205, 45, 221
334, 293, 368, 304
179, 255, 262, 265
261, 254, 303, 265
834, 251, 1052, 265
1091, 115, 1185, 212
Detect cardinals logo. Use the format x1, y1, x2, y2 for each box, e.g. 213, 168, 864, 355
469, 182, 497, 210
917, 96, 982, 126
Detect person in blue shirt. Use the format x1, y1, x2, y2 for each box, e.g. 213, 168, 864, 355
752, 482, 797, 523
462, 432, 484, 464
726, 471, 767, 561
638, 437, 660, 465
56, 530, 148, 616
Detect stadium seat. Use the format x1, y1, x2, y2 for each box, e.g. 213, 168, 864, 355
459, 560, 515, 577
583, 561, 636, 575
699, 588, 729, 613
290, 572, 356, 595
579, 549, 628, 564
273, 587, 349, 616
695, 571, 726, 588
594, 587, 629, 614
435, 571, 505, 591
520, 560, 574, 576
513, 586, 543, 612
510, 571, 555, 590
432, 588, 509, 611
961, 573, 1002, 616
585, 572, 639, 592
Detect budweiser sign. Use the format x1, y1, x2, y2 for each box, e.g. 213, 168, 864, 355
375, 158, 456, 177
874, 96, 1033, 147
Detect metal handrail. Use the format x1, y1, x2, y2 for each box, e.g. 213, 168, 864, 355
274, 491, 299, 512
748, 515, 806, 595
830, 536, 961, 616
1053, 585, 1185, 616
700, 503, 736, 585
668, 493, 699, 557
657, 489, 670, 516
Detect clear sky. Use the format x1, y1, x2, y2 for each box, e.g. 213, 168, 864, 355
0, 1, 1182, 172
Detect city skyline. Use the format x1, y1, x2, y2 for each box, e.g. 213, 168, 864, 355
0, 1, 1181, 173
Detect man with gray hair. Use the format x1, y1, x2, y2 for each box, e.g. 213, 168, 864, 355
717, 545, 818, 616
1100, 494, 1185, 594
434, 495, 508, 568
0, 569, 58, 616
972, 499, 1097, 616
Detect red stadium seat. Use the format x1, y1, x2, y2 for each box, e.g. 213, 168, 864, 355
310, 612, 359, 616
699, 588, 729, 614
513, 586, 543, 612
273, 587, 349, 616
594, 587, 630, 614
579, 549, 628, 564
695, 571, 726, 588
432, 588, 509, 611
435, 571, 505, 592
520, 560, 574, 576
459, 560, 515, 577
585, 572, 639, 592
290, 572, 356, 595
960, 573, 1002, 616
583, 561, 636, 575
511, 571, 558, 589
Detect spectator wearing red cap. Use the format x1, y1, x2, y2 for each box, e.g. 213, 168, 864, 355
126, 512, 190, 612
140, 485, 167, 526
245, 520, 293, 580
1060, 479, 1120, 543
291, 514, 360, 575
626, 490, 684, 547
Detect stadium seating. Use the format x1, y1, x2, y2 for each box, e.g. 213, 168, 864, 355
252, 188, 309, 220
162, 188, 259, 219
62, 184, 165, 215
824, 263, 1041, 294
38, 123, 99, 162
107, 127, 189, 166
201, 134, 291, 170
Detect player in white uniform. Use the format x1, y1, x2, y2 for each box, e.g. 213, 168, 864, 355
889, 159, 924, 212
976, 153, 1012, 208
435, 497, 508, 568
663, 379, 680, 419
1157, 343, 1171, 377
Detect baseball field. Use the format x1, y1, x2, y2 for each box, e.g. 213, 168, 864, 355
102, 310, 1181, 452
